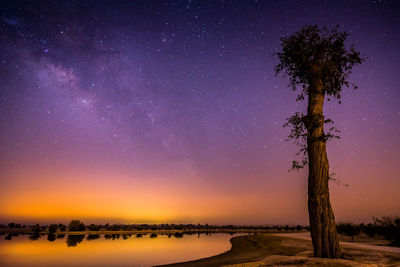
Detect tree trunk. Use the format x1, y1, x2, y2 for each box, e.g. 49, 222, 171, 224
306, 79, 341, 258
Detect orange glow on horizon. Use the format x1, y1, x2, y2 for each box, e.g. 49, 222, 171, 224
1, 155, 399, 225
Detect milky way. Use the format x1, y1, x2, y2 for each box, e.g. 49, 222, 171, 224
0, 1, 399, 224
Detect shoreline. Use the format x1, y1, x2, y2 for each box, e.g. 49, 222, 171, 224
2, 230, 400, 266
158, 234, 400, 267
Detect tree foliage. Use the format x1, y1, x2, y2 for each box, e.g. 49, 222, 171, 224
87, 224, 101, 231
276, 25, 364, 170
32, 224, 42, 233
58, 223, 67, 231
48, 224, 58, 234
275, 25, 364, 101
283, 112, 341, 170
68, 220, 85, 231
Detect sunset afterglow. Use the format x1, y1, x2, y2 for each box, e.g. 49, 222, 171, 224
1, 0, 399, 226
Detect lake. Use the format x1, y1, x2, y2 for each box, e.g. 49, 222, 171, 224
0, 233, 241, 266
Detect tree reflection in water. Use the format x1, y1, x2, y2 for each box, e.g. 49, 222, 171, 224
29, 234, 41, 241
150, 233, 158, 238
122, 234, 131, 239
5, 232, 190, 247
47, 234, 56, 242
66, 235, 85, 247
86, 234, 100, 241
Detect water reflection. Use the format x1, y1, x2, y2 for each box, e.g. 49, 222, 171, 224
122, 234, 131, 239
4, 233, 20, 240
150, 233, 158, 238
0, 233, 243, 267
47, 234, 56, 242
2, 232, 239, 248
86, 234, 100, 241
66, 235, 85, 247
104, 234, 122, 240
174, 232, 183, 238
29, 233, 41, 241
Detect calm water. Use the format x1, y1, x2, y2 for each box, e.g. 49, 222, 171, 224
0, 233, 241, 267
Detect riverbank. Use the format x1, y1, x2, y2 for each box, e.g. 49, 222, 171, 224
159, 234, 400, 267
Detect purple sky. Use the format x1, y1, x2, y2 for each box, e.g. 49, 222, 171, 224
0, 0, 399, 225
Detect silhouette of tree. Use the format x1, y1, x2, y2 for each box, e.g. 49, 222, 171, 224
29, 233, 41, 241
47, 234, 56, 242
122, 234, 131, 239
32, 224, 42, 234
275, 25, 364, 258
58, 224, 67, 231
86, 234, 100, 241
68, 220, 85, 231
150, 233, 158, 238
104, 234, 113, 239
87, 224, 101, 231
296, 225, 303, 231
48, 224, 58, 234
66, 235, 85, 247
173, 232, 183, 238
336, 223, 360, 242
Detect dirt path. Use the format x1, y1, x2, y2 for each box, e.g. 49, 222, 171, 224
272, 232, 400, 254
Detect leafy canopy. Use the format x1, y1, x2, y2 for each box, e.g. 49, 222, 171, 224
275, 25, 364, 101
275, 25, 364, 171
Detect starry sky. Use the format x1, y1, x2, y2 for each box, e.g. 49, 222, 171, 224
0, 0, 399, 225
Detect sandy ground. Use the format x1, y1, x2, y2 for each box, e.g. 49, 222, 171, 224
160, 234, 400, 267
273, 232, 400, 254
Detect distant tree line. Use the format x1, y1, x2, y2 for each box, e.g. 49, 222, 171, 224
336, 216, 400, 246
6, 216, 400, 246
1, 220, 309, 233
4, 216, 398, 247
4, 216, 399, 248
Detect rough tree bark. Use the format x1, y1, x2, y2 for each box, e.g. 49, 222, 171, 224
305, 78, 341, 258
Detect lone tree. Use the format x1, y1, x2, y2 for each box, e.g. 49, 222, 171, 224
275, 25, 364, 258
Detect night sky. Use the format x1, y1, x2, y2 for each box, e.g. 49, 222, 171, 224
1, 0, 399, 225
